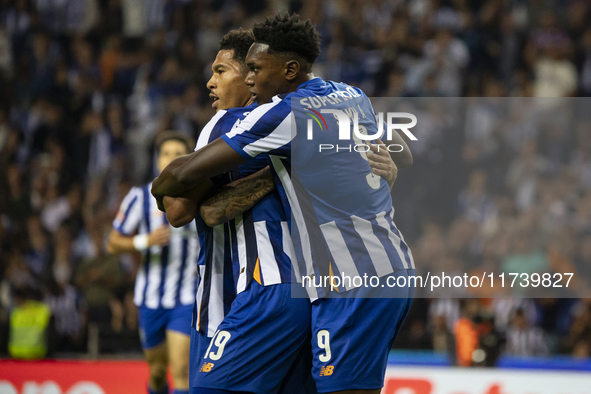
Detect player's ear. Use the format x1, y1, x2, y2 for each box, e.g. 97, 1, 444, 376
285, 60, 301, 81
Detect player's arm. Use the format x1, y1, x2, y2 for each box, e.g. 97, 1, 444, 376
107, 186, 171, 253
152, 138, 247, 212
384, 129, 413, 169
153, 102, 292, 211
106, 226, 170, 254
161, 179, 215, 227
200, 166, 275, 227
368, 138, 399, 190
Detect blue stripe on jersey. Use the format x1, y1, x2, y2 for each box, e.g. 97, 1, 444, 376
242, 209, 258, 284
143, 185, 151, 232
176, 234, 189, 305
159, 213, 169, 308
385, 214, 414, 269
370, 216, 406, 270
197, 224, 214, 334
116, 195, 138, 233
337, 219, 379, 278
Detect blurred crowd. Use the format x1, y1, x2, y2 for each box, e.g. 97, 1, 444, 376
1, 0, 591, 363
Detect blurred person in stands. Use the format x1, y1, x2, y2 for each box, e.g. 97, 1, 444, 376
454, 299, 480, 367
505, 308, 549, 357
43, 222, 87, 352
527, 11, 577, 98
8, 286, 56, 359
106, 131, 198, 394
454, 299, 504, 367
422, 27, 469, 96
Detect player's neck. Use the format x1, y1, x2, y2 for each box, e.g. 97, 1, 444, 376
290, 73, 315, 91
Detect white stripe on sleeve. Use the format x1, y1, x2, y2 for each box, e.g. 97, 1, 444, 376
195, 110, 227, 151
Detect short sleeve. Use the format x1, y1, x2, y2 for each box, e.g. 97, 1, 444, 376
221, 99, 292, 159
112, 186, 144, 235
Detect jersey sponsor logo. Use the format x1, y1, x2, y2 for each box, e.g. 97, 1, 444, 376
319, 365, 334, 377
199, 362, 214, 372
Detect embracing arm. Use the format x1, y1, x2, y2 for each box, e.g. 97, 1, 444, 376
385, 129, 413, 169
200, 166, 275, 227
152, 138, 247, 211
162, 179, 214, 227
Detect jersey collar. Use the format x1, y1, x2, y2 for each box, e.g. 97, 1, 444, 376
297, 77, 324, 90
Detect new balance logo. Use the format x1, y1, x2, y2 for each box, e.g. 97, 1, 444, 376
199, 362, 214, 372
319, 365, 334, 376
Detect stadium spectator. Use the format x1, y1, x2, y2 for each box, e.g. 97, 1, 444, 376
505, 308, 550, 357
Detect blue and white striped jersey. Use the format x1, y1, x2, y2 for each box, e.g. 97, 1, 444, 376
192, 105, 295, 336
113, 183, 199, 309
221, 77, 415, 299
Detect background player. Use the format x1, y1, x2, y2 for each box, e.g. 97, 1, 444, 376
107, 132, 198, 394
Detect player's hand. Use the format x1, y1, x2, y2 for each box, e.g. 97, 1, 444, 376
148, 225, 171, 247
368, 138, 398, 189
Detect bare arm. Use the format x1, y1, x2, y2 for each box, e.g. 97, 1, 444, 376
162, 179, 214, 228
152, 138, 246, 211
106, 226, 170, 254
385, 129, 413, 169
368, 138, 399, 190
200, 166, 275, 227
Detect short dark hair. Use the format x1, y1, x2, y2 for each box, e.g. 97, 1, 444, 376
219, 28, 255, 65
156, 131, 194, 154
253, 13, 321, 66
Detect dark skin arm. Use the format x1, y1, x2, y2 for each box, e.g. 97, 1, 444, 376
385, 129, 413, 169
199, 142, 400, 227
162, 179, 214, 227
200, 166, 275, 227
152, 138, 247, 211
151, 126, 410, 215
367, 138, 399, 190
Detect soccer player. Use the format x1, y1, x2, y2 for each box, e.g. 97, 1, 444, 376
107, 132, 198, 394
164, 29, 314, 394
155, 15, 412, 394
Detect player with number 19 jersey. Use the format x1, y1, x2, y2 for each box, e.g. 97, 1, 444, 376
189, 104, 312, 394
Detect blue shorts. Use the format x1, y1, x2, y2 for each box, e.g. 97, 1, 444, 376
190, 281, 312, 394
310, 269, 415, 392
190, 329, 317, 394
138, 304, 193, 349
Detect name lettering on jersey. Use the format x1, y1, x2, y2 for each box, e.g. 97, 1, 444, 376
199, 362, 214, 372
299, 87, 362, 109
319, 365, 334, 377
